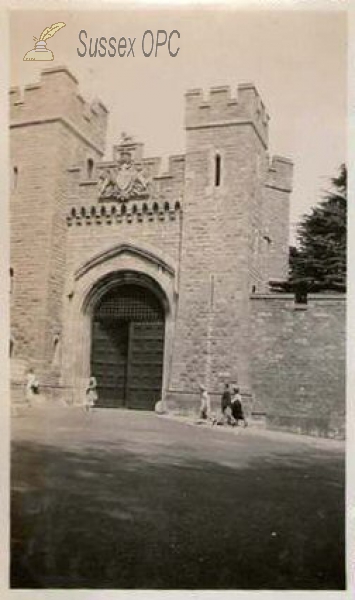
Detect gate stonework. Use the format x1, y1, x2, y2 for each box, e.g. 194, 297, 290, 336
10, 66, 345, 436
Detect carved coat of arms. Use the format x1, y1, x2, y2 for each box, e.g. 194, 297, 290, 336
98, 151, 151, 202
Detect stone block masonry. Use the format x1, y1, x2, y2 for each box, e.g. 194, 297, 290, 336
10, 66, 345, 437
10, 66, 107, 384
169, 83, 292, 401
250, 294, 346, 438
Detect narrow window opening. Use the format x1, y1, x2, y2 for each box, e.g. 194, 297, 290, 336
87, 158, 94, 179
215, 153, 221, 187
10, 267, 14, 295
9, 338, 14, 358
13, 167, 18, 190
252, 285, 256, 293
52, 333, 61, 368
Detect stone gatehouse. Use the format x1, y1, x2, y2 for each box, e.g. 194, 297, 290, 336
10, 66, 345, 436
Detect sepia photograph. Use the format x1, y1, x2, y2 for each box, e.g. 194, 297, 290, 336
6, 2, 347, 592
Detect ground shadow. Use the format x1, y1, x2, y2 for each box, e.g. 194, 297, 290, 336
11, 430, 345, 590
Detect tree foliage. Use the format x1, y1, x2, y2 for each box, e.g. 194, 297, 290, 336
273, 165, 347, 293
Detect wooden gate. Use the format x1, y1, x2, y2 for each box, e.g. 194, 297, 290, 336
91, 284, 165, 410
127, 321, 165, 409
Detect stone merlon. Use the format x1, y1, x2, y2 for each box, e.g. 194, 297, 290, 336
185, 82, 270, 147
266, 155, 294, 192
10, 66, 108, 154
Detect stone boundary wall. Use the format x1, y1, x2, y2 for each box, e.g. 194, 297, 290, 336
250, 294, 346, 439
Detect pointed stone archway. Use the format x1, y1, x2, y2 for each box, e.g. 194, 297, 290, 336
61, 244, 176, 407
90, 272, 166, 410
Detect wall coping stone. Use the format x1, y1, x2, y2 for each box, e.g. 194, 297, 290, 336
250, 293, 346, 301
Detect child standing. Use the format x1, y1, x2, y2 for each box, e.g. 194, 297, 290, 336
231, 387, 248, 427
199, 384, 211, 420
85, 377, 98, 413
25, 368, 39, 407
217, 382, 235, 426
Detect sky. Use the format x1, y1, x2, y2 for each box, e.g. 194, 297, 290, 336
10, 8, 347, 243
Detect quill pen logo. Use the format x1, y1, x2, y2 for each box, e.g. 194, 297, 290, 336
23, 22, 66, 61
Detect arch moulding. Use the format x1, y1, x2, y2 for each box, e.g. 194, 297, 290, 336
61, 241, 177, 406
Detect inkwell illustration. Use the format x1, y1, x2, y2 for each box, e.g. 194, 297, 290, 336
23, 22, 66, 61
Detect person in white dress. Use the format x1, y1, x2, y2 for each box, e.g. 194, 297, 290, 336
199, 384, 211, 420
25, 368, 39, 407
84, 377, 98, 413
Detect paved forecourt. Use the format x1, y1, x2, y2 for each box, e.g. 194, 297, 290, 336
11, 405, 345, 590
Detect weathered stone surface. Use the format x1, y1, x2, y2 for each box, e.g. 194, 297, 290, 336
10, 67, 345, 437
250, 294, 346, 437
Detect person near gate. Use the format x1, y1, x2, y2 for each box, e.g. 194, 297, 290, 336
217, 382, 235, 425
85, 376, 98, 413
231, 386, 248, 427
199, 383, 211, 420
25, 368, 39, 407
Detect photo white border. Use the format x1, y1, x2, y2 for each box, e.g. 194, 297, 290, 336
0, 1, 352, 599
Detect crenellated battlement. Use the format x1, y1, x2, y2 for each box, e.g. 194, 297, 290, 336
185, 83, 270, 146
68, 156, 185, 179
66, 136, 185, 207
168, 154, 185, 177
10, 66, 108, 154
266, 155, 293, 192
10, 63, 310, 427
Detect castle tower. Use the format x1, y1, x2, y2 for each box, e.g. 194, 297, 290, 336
168, 84, 292, 406
10, 67, 292, 409
10, 67, 108, 388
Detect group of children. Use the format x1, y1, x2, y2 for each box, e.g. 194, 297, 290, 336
199, 382, 248, 427
24, 370, 245, 428
24, 370, 99, 413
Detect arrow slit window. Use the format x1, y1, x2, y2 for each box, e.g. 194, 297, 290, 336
215, 153, 221, 187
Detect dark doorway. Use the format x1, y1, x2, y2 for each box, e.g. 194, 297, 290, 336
91, 283, 165, 410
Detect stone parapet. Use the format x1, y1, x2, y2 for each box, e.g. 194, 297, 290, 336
10, 66, 108, 153
185, 83, 269, 147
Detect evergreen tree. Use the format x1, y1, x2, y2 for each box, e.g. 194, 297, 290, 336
279, 165, 347, 293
